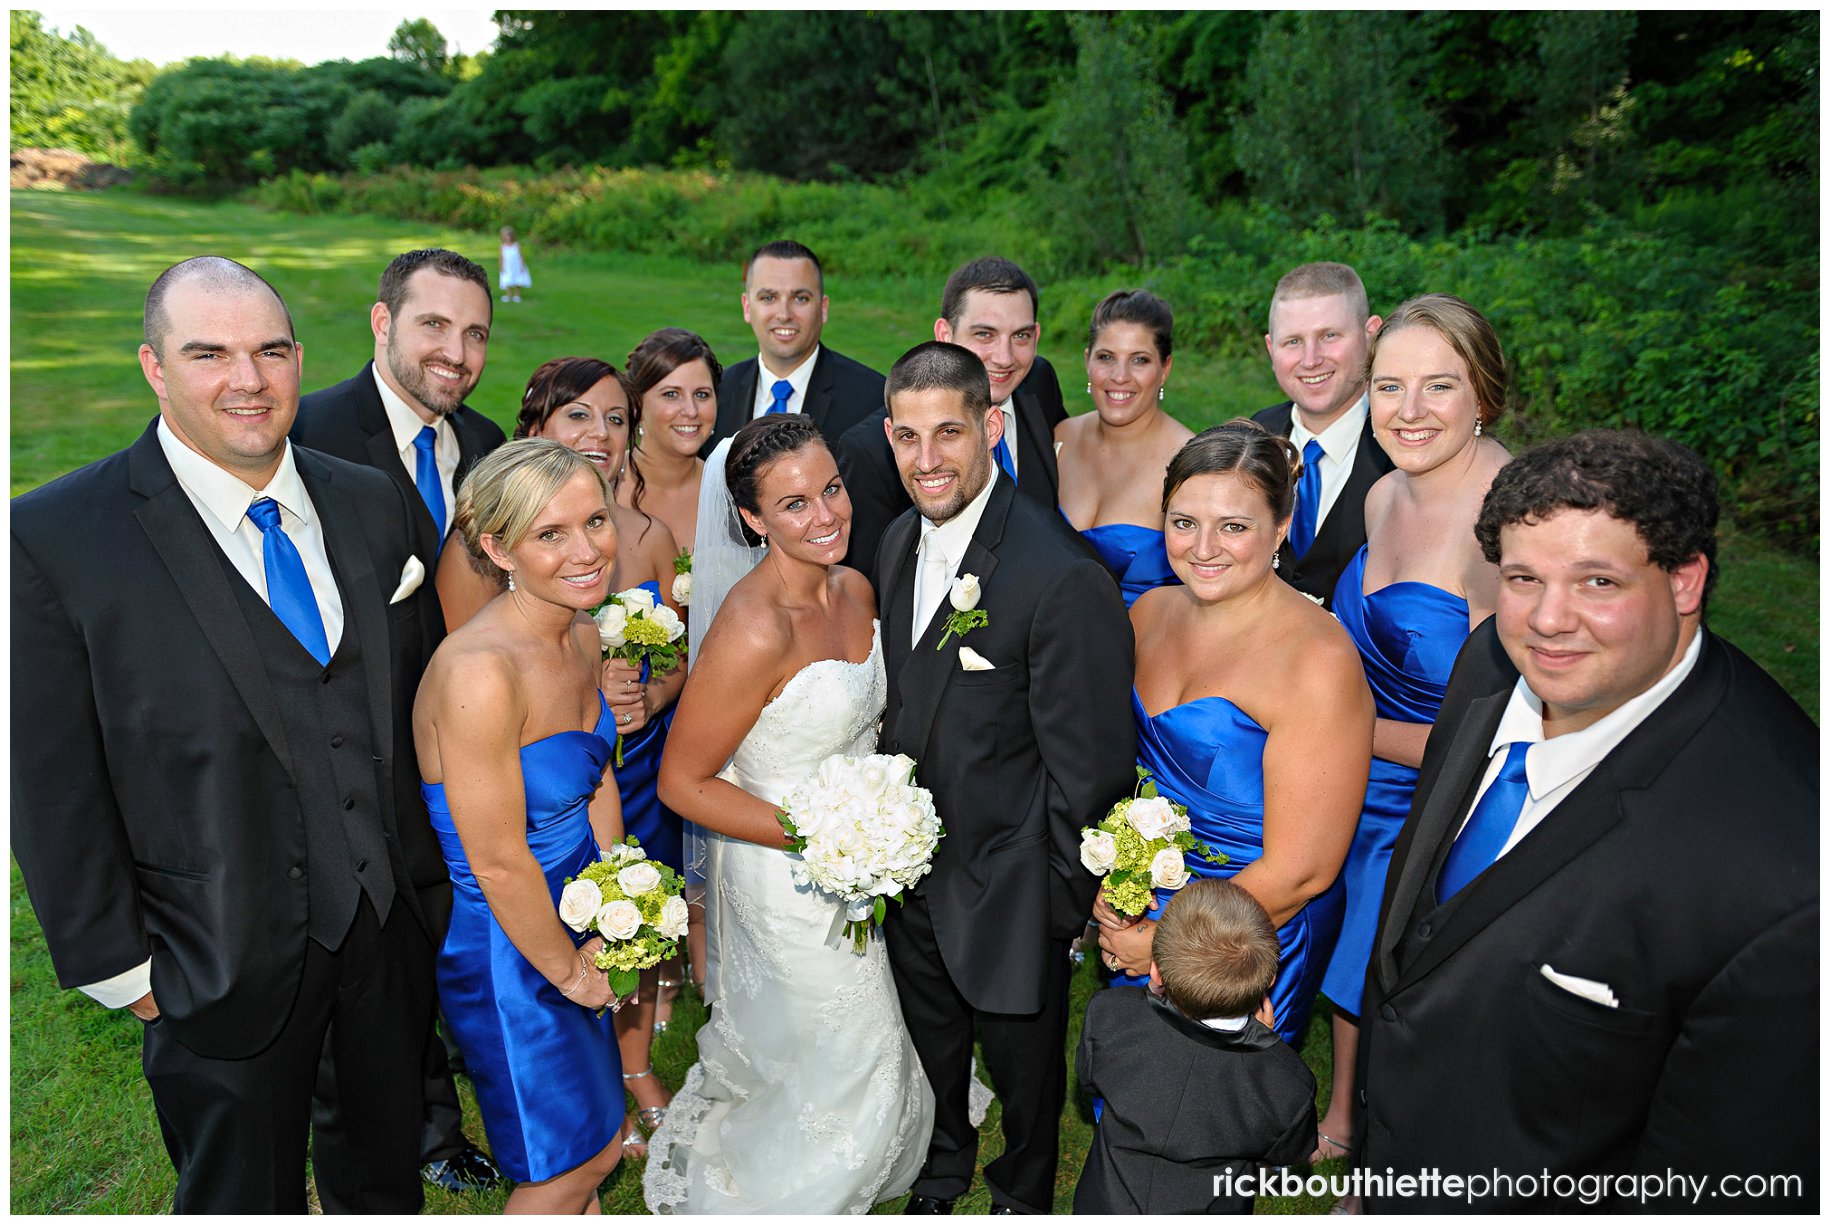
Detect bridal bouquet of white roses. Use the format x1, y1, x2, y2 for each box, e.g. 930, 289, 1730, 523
1080, 767, 1226, 916
776, 753, 944, 954
592, 586, 687, 764
558, 837, 689, 999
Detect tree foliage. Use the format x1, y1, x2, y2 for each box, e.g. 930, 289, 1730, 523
10, 11, 155, 163
388, 18, 448, 78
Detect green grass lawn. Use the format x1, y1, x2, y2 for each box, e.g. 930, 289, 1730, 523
8, 187, 1815, 1213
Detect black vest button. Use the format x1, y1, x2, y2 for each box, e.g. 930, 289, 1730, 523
342, 798, 355, 811
288, 866, 304, 880
356, 859, 368, 872
1380, 1004, 1397, 1022
1417, 921, 1433, 939
330, 735, 345, 749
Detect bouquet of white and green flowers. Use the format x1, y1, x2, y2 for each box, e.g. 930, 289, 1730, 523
558, 837, 688, 999
1079, 767, 1226, 916
592, 586, 687, 763
669, 549, 692, 607
776, 752, 944, 954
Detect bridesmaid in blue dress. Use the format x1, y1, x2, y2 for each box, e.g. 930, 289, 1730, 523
1309, 295, 1510, 1166
415, 438, 626, 1212
1055, 290, 1193, 607
1093, 421, 1373, 1046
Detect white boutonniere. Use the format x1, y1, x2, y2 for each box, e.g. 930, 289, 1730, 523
936, 573, 987, 650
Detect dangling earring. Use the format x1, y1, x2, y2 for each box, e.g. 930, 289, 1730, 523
1158, 386, 1166, 402
1086, 382, 1092, 395
506, 571, 516, 592
1272, 551, 1281, 571
1474, 417, 1484, 438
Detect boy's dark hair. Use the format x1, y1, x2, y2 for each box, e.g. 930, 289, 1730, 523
939, 256, 1039, 328
1152, 879, 1279, 1021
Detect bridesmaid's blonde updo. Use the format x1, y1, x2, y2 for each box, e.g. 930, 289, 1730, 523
1162, 419, 1304, 523
454, 437, 614, 582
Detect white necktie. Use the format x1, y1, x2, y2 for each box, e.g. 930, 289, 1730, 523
913, 527, 948, 648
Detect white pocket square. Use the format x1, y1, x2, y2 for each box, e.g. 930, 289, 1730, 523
958, 646, 995, 672
1539, 964, 1619, 1009
389, 555, 425, 604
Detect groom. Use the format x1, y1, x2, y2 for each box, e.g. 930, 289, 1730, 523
873, 341, 1136, 1214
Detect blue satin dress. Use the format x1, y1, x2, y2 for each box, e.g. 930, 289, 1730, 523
1080, 523, 1181, 608
1120, 689, 1346, 1046
614, 580, 682, 870
423, 693, 623, 1183
1318, 546, 1469, 1017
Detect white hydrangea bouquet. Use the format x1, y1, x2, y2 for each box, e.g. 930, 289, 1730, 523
1079, 767, 1226, 916
776, 753, 944, 954
592, 585, 687, 763
558, 836, 688, 1000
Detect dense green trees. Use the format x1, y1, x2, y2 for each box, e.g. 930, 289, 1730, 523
10, 11, 155, 163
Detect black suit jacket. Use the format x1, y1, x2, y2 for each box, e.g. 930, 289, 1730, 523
837, 355, 1067, 572
1251, 402, 1392, 610
1074, 990, 1316, 1214
10, 423, 441, 1060
707, 345, 886, 452
293, 361, 506, 561
874, 475, 1134, 1013
1358, 621, 1819, 1211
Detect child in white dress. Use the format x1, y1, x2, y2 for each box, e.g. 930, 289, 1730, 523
499, 227, 531, 303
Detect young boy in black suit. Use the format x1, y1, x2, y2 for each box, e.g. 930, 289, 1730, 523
1074, 880, 1317, 1214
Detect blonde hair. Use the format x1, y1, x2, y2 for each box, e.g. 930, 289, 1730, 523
1267, 261, 1370, 331
1152, 879, 1280, 1021
453, 437, 611, 582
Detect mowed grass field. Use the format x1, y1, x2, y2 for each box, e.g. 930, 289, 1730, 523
9, 188, 1817, 1213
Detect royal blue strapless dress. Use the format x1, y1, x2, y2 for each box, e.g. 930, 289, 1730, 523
1080, 523, 1181, 608
1120, 689, 1346, 1046
614, 580, 683, 870
423, 693, 623, 1183
1318, 546, 1469, 1016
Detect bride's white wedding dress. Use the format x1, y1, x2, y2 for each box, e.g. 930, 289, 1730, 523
643, 622, 935, 1214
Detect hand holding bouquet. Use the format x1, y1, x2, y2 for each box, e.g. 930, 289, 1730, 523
1079, 767, 1225, 916
593, 586, 687, 763
558, 837, 688, 1001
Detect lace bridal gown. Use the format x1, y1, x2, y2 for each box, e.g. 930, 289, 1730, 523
643, 622, 935, 1214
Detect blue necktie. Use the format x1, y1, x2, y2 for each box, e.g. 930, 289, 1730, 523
247, 497, 330, 666
993, 424, 1017, 482
1287, 438, 1324, 558
413, 425, 446, 549
768, 379, 793, 414
1438, 742, 1532, 901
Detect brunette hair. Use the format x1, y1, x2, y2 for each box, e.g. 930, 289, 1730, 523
513, 356, 631, 440
1370, 293, 1508, 427
883, 341, 993, 421
624, 327, 724, 514
725, 414, 827, 547
746, 240, 823, 293
939, 256, 1040, 328
1087, 288, 1174, 360
1152, 879, 1280, 1021
377, 248, 491, 320
1162, 419, 1303, 523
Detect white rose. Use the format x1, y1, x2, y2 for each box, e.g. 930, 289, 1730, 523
1149, 847, 1191, 890
594, 603, 627, 650
1126, 795, 1177, 841
650, 604, 685, 643
617, 861, 662, 897
657, 894, 690, 940
671, 572, 692, 606
620, 586, 657, 613
1079, 829, 1119, 875
948, 572, 981, 612
596, 899, 643, 942
557, 878, 603, 931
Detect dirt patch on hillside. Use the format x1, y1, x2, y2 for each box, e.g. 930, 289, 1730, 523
11, 148, 133, 189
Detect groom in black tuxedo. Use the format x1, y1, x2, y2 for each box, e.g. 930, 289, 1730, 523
11, 257, 441, 1212
873, 342, 1136, 1214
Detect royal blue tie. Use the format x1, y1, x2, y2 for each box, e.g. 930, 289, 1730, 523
413, 425, 446, 549
1438, 742, 1532, 901
993, 420, 1017, 481
768, 379, 793, 414
1287, 438, 1324, 558
247, 497, 330, 665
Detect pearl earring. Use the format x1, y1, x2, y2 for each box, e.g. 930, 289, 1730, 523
1158, 386, 1166, 402
1086, 382, 1092, 395
1474, 418, 1483, 438
1272, 551, 1281, 571
506, 572, 516, 592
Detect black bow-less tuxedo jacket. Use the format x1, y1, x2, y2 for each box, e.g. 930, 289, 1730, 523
707, 345, 886, 453
1074, 990, 1316, 1214
10, 423, 443, 1061
1250, 401, 1392, 610
1357, 620, 1819, 1212
838, 355, 1067, 573
293, 361, 507, 562
873, 474, 1135, 1013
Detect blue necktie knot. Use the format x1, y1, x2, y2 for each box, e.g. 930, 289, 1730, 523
412, 425, 446, 549
768, 379, 793, 414
1287, 438, 1325, 559
1438, 741, 1533, 901
248, 496, 330, 665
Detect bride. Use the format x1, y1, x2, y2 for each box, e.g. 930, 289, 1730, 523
646, 415, 934, 1213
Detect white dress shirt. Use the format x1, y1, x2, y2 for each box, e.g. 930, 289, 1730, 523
749, 346, 821, 420
913, 466, 1001, 641
994, 397, 1019, 479
86, 423, 349, 1008
1288, 391, 1369, 531
373, 364, 458, 529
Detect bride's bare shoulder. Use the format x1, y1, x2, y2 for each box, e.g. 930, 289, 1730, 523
696, 576, 794, 666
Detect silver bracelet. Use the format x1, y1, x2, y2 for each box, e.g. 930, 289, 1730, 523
558, 950, 591, 999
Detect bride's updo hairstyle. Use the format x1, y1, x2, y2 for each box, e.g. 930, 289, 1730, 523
454, 437, 613, 582
725, 414, 826, 547
1162, 419, 1303, 524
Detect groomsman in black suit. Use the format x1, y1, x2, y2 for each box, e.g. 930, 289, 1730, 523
12, 257, 441, 1212
290, 247, 504, 1190
706, 239, 885, 450
1251, 261, 1390, 609
837, 257, 1067, 571
873, 342, 1135, 1214
1358, 431, 1818, 1211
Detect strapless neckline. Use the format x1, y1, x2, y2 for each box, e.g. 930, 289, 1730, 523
520, 690, 612, 752
1132, 687, 1261, 730
762, 620, 882, 717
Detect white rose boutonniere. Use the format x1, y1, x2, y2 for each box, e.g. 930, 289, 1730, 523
936, 572, 988, 650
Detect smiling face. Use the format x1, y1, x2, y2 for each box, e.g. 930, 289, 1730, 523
533, 375, 631, 478
1369, 323, 1482, 475
742, 255, 827, 376
1162, 471, 1287, 603
374, 268, 490, 420
1265, 291, 1378, 432
486, 468, 617, 610
739, 442, 850, 565
1086, 319, 1172, 426
1495, 508, 1706, 738
935, 289, 1038, 402
139, 279, 302, 488
885, 385, 1002, 524
639, 358, 716, 457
